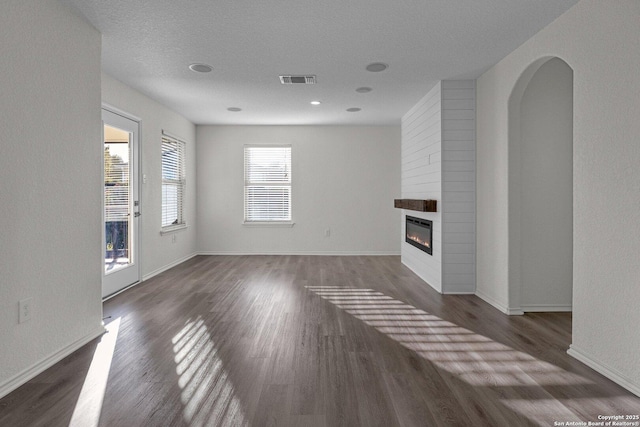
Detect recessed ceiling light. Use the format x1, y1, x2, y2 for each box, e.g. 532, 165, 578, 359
227, 107, 242, 112
189, 63, 213, 73
346, 107, 361, 112
356, 87, 373, 93
366, 62, 388, 72
310, 101, 321, 105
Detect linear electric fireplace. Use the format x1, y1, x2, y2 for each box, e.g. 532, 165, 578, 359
405, 215, 432, 255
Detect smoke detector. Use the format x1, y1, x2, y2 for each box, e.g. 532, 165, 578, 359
279, 75, 316, 84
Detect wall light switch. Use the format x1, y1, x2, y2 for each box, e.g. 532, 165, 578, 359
19, 298, 33, 323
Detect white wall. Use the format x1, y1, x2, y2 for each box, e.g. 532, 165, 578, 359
196, 125, 400, 255
476, 0, 640, 395
102, 74, 198, 279
519, 58, 573, 311
0, 0, 103, 397
401, 84, 443, 291
441, 81, 476, 294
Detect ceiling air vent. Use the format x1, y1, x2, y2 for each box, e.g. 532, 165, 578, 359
279, 75, 316, 84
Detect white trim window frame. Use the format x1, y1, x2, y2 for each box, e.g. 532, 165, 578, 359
161, 132, 187, 232
244, 144, 292, 225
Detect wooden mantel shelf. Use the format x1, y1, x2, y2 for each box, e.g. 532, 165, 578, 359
394, 199, 437, 212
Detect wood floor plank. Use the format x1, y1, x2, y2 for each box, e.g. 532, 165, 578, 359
1, 255, 639, 427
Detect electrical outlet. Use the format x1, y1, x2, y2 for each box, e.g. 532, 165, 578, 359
325, 228, 331, 237
172, 234, 177, 243
19, 298, 32, 323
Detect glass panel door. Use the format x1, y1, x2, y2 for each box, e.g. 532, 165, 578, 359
104, 125, 131, 273
102, 108, 140, 298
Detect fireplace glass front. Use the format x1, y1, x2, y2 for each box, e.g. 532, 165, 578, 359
405, 216, 432, 255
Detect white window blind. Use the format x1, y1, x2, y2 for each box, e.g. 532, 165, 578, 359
244, 145, 291, 222
104, 144, 130, 223
162, 133, 186, 228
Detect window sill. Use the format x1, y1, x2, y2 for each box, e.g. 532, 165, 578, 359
160, 224, 188, 235
243, 221, 295, 228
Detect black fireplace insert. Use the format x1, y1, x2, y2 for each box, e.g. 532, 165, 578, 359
405, 216, 432, 255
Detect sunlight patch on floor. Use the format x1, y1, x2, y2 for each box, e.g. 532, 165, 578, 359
69, 317, 121, 427
172, 316, 247, 427
306, 286, 591, 423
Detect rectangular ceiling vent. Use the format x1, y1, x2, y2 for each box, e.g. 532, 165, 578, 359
279, 75, 316, 84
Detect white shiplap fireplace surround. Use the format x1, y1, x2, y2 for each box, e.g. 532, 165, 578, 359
401, 80, 476, 294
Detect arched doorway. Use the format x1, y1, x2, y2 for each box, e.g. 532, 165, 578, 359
508, 57, 573, 313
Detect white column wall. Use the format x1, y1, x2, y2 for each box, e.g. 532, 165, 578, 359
442, 80, 476, 294
401, 81, 476, 294
401, 84, 443, 291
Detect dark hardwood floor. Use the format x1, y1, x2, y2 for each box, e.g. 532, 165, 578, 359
1, 255, 639, 426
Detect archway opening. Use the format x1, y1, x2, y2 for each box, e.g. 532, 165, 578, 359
508, 57, 574, 313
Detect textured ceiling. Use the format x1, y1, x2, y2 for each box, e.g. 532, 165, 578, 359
59, 0, 579, 125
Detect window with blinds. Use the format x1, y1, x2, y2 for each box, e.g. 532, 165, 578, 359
161, 133, 186, 229
244, 145, 292, 222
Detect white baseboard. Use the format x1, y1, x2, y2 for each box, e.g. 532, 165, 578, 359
568, 345, 640, 398
520, 304, 572, 312
476, 295, 571, 315
475, 290, 524, 315
442, 291, 476, 295
0, 326, 105, 400
197, 251, 400, 256
142, 252, 199, 281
